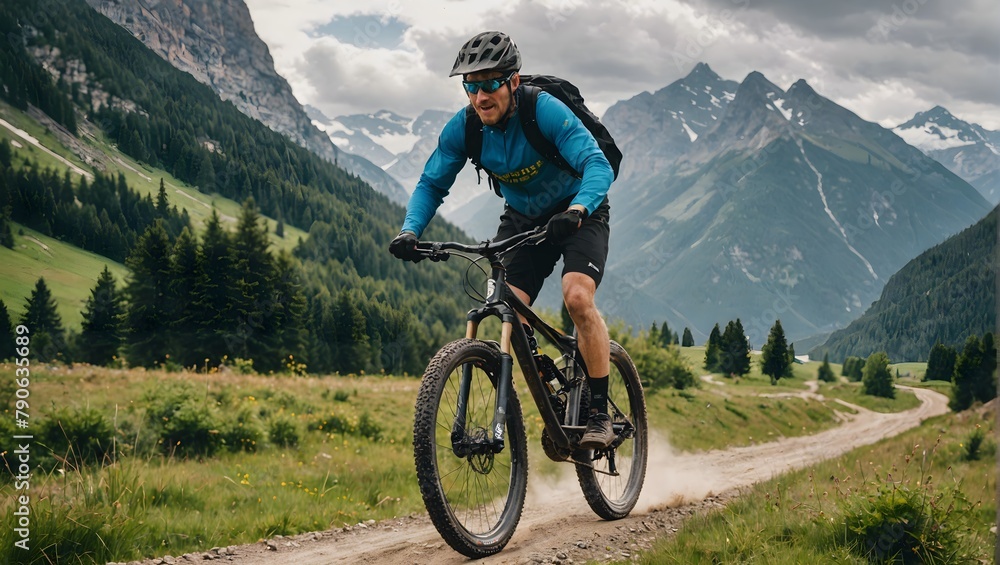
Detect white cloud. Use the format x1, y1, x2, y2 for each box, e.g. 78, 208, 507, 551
245, 0, 1000, 129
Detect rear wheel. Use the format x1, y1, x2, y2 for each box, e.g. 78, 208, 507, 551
576, 340, 648, 519
413, 339, 528, 558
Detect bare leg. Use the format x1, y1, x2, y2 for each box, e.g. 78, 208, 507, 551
561, 272, 609, 379
508, 284, 532, 327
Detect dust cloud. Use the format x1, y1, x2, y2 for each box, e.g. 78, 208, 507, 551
635, 430, 725, 512
524, 430, 726, 515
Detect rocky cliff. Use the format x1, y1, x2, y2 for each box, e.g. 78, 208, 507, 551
85, 0, 408, 203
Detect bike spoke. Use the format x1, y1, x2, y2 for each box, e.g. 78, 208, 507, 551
431, 355, 514, 534
415, 340, 528, 556
575, 341, 647, 520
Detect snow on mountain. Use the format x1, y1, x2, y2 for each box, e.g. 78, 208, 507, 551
895, 106, 1000, 204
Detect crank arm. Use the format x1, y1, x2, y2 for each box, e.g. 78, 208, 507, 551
569, 457, 620, 477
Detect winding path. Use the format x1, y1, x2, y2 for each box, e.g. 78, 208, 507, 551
134, 386, 949, 565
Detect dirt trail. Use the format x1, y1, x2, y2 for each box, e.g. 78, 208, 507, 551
135, 386, 948, 565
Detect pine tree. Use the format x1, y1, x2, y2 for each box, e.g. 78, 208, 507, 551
761, 319, 791, 385
0, 138, 12, 167
681, 327, 694, 347
659, 321, 673, 347
705, 323, 721, 372
649, 322, 661, 347
841, 357, 853, 377
862, 352, 895, 399
951, 335, 981, 411
230, 198, 279, 371
334, 289, 369, 373
843, 356, 865, 382
734, 319, 750, 356
0, 298, 15, 361
79, 266, 124, 365
275, 213, 285, 238
306, 295, 335, 373
124, 221, 173, 367
951, 333, 997, 411
817, 353, 836, 382
20, 277, 67, 362
191, 209, 236, 367
719, 319, 751, 377
167, 227, 202, 368
273, 250, 307, 368
924, 343, 957, 382
196, 152, 215, 193
0, 212, 13, 249
976, 332, 997, 404
155, 178, 169, 217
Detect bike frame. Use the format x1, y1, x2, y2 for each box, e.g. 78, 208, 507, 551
461, 253, 588, 452
418, 227, 636, 461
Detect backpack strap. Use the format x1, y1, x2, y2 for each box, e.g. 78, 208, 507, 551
464, 105, 503, 197
517, 85, 582, 180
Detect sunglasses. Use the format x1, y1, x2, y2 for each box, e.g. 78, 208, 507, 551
462, 73, 514, 95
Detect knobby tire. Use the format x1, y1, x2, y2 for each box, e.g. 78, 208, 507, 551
413, 339, 529, 558
575, 340, 648, 519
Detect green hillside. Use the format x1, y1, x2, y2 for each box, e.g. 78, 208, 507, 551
0, 100, 309, 253
811, 205, 997, 362
0, 98, 309, 323
0, 0, 475, 374
0, 221, 129, 327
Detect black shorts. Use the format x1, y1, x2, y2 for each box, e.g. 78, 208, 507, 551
495, 196, 610, 304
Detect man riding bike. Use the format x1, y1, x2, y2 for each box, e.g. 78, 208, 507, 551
389, 30, 616, 449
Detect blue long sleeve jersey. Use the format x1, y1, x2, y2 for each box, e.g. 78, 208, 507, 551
400, 89, 614, 237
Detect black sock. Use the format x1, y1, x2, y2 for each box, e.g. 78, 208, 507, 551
588, 375, 609, 414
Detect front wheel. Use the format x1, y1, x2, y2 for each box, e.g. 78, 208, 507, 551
576, 340, 648, 519
413, 339, 528, 558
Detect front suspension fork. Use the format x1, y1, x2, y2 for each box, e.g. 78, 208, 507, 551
451, 323, 513, 456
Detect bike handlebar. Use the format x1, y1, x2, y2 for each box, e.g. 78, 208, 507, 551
414, 226, 547, 261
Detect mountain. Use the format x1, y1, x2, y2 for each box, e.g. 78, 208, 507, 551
84, 0, 409, 204
603, 62, 739, 186
308, 104, 502, 237
1, 0, 476, 375
599, 67, 991, 346
894, 106, 1000, 204
810, 205, 997, 362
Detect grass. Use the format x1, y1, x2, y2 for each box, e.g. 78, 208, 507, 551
817, 381, 921, 413
645, 383, 841, 452
0, 365, 425, 562
0, 355, 974, 563
0, 222, 130, 328
652, 348, 923, 452
0, 102, 92, 174
890, 362, 926, 381
629, 407, 996, 564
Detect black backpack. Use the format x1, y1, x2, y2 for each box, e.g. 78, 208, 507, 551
464, 74, 623, 197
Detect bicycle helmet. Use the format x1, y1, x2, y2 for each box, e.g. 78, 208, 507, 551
449, 31, 521, 77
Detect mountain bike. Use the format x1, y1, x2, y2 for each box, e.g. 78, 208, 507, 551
410, 226, 648, 558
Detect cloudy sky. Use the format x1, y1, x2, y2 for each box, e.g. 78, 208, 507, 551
244, 0, 1000, 129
